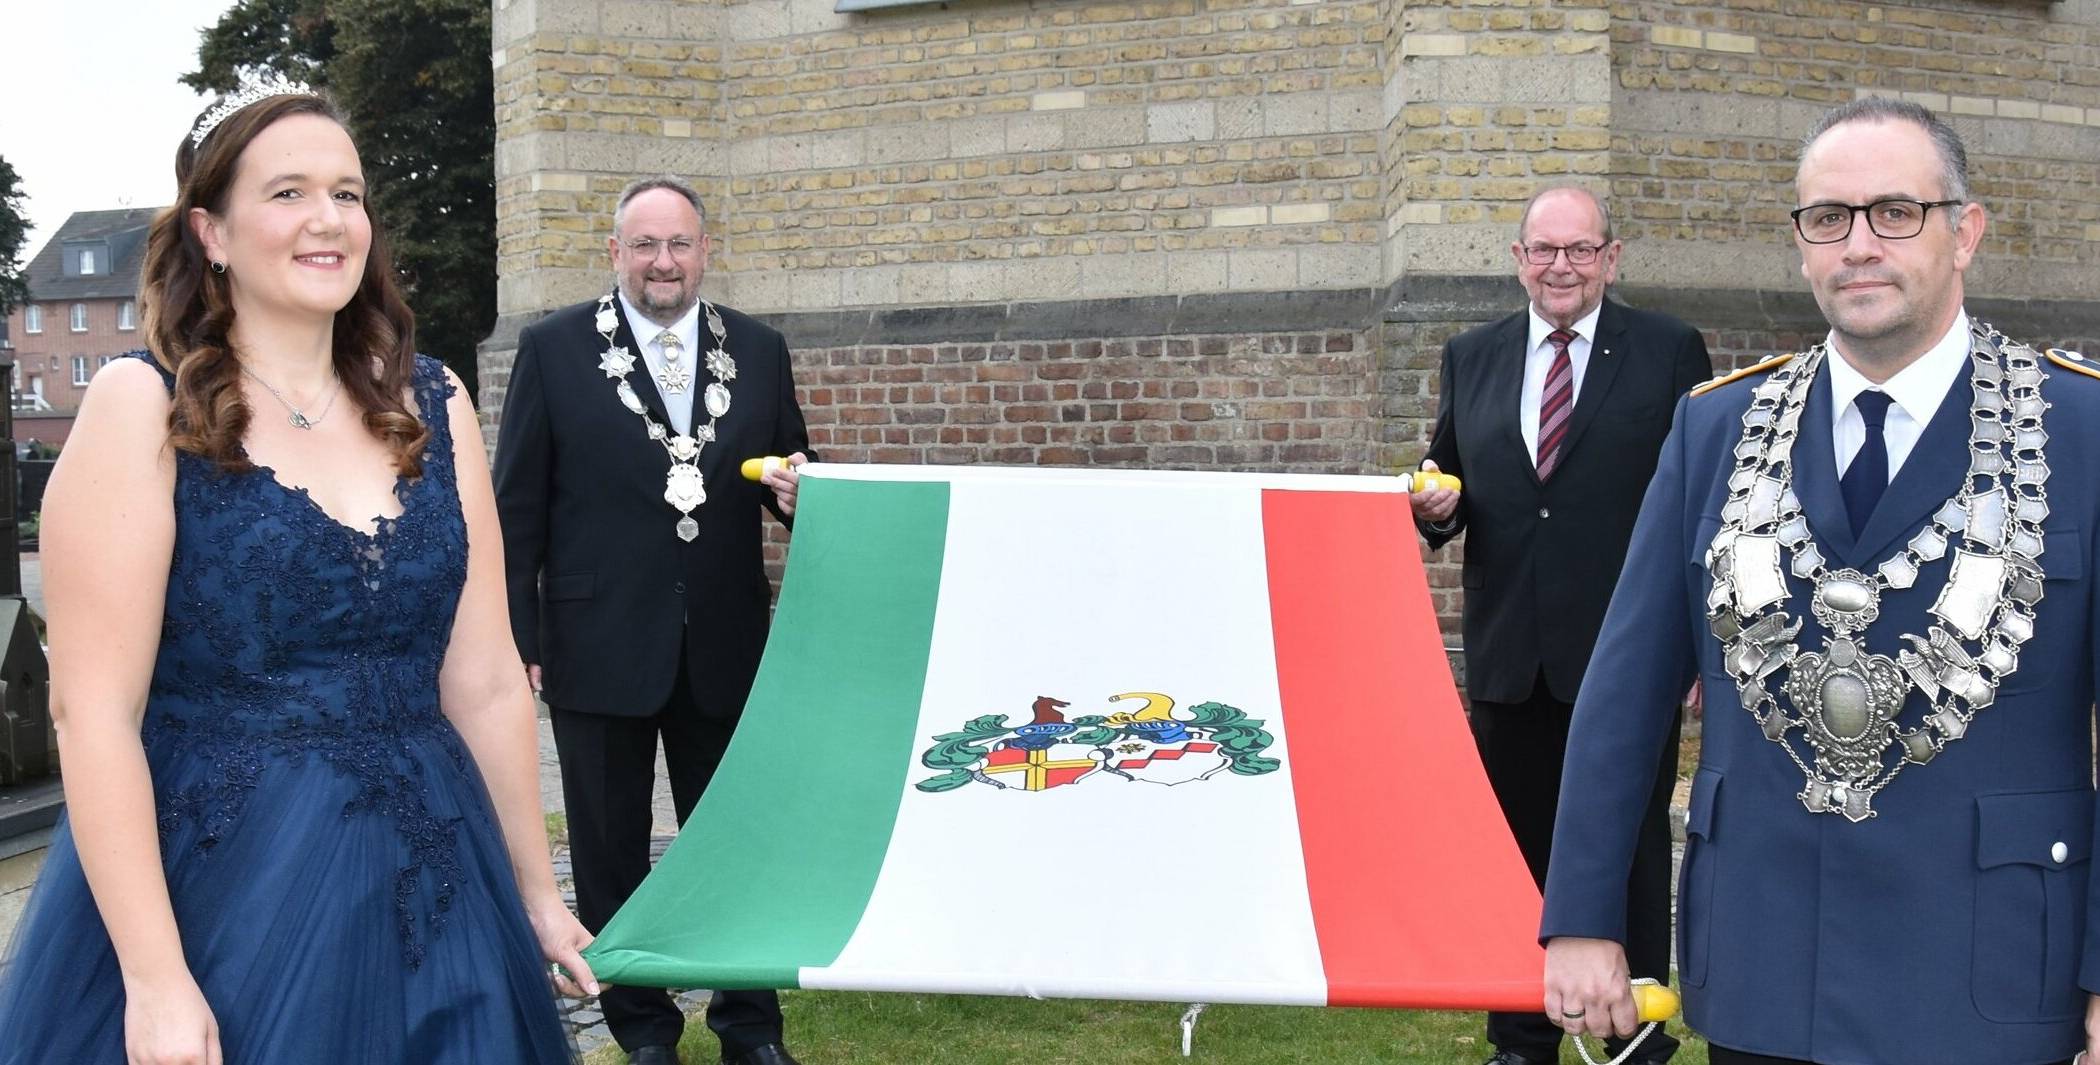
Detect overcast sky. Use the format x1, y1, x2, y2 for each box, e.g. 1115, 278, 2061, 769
0, 0, 239, 262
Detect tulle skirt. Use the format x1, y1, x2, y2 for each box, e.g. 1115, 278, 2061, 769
0, 730, 575, 1064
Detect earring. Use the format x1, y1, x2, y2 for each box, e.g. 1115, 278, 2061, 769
211, 260, 227, 274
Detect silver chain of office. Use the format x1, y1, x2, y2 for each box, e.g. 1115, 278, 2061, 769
593, 293, 738, 542
1706, 320, 2050, 821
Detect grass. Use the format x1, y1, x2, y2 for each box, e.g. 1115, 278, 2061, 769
581, 991, 1710, 1064
546, 811, 568, 848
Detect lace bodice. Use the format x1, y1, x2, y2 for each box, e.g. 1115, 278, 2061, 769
130, 351, 472, 966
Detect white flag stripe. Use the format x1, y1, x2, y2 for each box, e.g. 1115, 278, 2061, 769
799, 478, 1328, 1004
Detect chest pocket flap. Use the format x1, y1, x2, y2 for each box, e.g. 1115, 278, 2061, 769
1977, 789, 2091, 870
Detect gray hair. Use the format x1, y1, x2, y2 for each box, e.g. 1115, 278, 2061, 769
613, 175, 707, 234
1800, 97, 1969, 207
1517, 186, 1614, 244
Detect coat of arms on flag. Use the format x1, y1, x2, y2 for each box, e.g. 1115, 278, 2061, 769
916, 692, 1279, 793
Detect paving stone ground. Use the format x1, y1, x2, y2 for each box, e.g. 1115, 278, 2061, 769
539, 713, 700, 1056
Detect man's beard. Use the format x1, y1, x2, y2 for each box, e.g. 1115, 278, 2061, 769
625, 274, 697, 324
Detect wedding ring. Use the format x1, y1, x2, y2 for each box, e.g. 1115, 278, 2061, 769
1560, 1008, 1586, 1019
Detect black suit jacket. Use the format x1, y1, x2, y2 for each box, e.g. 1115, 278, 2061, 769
493, 296, 814, 718
1423, 298, 1711, 705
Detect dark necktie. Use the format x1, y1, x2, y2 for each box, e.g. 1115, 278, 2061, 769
1536, 329, 1575, 480
1841, 390, 1895, 536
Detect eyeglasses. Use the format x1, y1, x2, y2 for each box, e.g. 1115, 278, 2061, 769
1521, 243, 1605, 265
624, 237, 699, 259
1790, 199, 1962, 244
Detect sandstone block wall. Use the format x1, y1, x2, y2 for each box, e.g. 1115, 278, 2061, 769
487, 0, 2100, 632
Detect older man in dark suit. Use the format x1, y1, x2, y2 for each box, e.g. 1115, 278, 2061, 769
494, 175, 812, 1065
1412, 186, 1712, 1065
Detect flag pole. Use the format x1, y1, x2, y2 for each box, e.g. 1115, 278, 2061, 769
1177, 1003, 1208, 1057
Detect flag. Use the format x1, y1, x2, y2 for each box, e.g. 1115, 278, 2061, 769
580, 464, 1546, 1010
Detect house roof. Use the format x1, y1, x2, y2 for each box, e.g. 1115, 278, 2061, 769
23, 207, 164, 302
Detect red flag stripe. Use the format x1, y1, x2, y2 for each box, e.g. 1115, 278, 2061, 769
1262, 489, 1546, 1010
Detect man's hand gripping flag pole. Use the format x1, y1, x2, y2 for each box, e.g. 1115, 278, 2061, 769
1572, 979, 1680, 1065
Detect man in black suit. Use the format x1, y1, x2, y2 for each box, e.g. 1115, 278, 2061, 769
494, 175, 813, 1065
1412, 187, 1711, 1065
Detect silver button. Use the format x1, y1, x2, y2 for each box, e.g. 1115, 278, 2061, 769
2052, 841, 2069, 864
1539, 507, 1550, 519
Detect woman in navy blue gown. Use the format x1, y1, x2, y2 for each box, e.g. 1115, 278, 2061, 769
0, 86, 596, 1063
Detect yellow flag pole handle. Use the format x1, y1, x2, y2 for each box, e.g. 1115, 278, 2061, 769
741, 456, 790, 481
1402, 470, 1462, 493
1632, 978, 1680, 1023
1574, 978, 1680, 1065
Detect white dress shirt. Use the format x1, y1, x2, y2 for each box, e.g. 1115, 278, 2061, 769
616, 290, 701, 435
1827, 312, 1971, 483
1519, 302, 1603, 466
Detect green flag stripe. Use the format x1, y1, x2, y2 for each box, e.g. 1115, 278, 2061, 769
582, 475, 950, 988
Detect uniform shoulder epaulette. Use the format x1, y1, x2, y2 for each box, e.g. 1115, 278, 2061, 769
2045, 348, 2100, 382
1690, 353, 1795, 397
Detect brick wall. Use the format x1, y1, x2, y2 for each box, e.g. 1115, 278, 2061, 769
794, 328, 1377, 470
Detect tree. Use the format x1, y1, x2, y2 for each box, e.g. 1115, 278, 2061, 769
185, 0, 333, 89
0, 156, 29, 319
185, 0, 492, 397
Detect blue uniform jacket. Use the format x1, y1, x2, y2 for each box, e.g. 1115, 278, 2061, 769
1541, 336, 2100, 1065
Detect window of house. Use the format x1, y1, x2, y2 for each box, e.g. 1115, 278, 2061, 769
70, 303, 87, 332
24, 305, 41, 333
72, 356, 90, 386
118, 300, 136, 330
98, 354, 116, 368
28, 373, 42, 398
78, 248, 97, 274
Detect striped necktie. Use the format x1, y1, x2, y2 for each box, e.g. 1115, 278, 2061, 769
1536, 328, 1576, 480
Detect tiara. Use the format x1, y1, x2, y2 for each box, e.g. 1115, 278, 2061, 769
189, 75, 314, 147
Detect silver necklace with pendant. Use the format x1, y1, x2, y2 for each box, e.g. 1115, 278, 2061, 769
594, 294, 738, 542
241, 362, 341, 430
1706, 320, 2050, 821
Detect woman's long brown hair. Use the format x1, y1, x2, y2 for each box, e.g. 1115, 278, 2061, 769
139, 92, 430, 476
